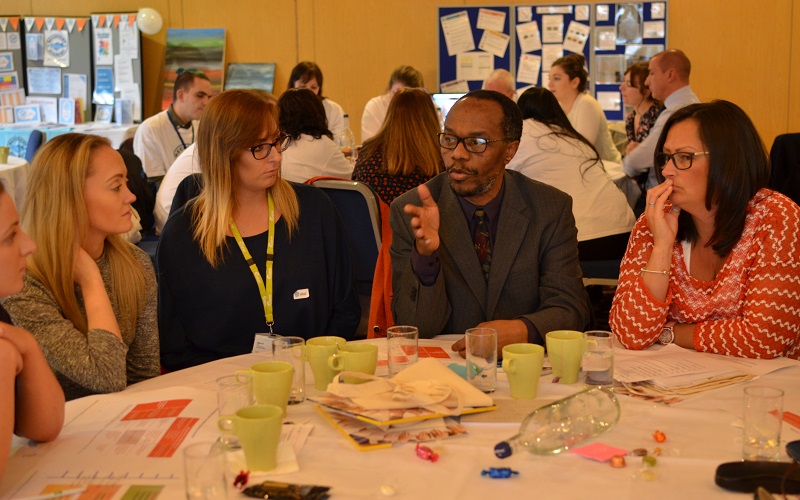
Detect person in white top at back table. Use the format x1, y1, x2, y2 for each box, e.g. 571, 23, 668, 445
361, 65, 425, 142
288, 62, 345, 139
482, 69, 516, 101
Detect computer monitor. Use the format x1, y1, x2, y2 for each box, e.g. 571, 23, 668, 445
432, 93, 466, 123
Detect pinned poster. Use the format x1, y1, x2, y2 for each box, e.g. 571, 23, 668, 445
455, 51, 493, 82
516, 21, 541, 54
541, 44, 564, 72
26, 33, 43, 61
0, 89, 25, 106
517, 6, 533, 23
14, 104, 41, 124
0, 72, 18, 91
114, 54, 134, 87
94, 27, 113, 65
643, 21, 665, 39
114, 98, 133, 125
63, 73, 87, 110
478, 30, 510, 58
541, 15, 564, 43
119, 23, 139, 58
27, 67, 61, 94
58, 97, 75, 124
563, 22, 590, 53
517, 54, 541, 85
476, 8, 506, 32
440, 79, 470, 93
93, 67, 114, 105
440, 11, 475, 56
0, 52, 12, 72
7, 32, 20, 50
0, 106, 13, 123
119, 83, 141, 121
94, 104, 113, 123
43, 30, 70, 68
26, 96, 57, 123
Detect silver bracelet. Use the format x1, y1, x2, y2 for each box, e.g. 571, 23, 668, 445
640, 268, 670, 276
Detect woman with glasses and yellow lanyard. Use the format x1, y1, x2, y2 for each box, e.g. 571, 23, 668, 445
157, 89, 360, 371
610, 101, 800, 359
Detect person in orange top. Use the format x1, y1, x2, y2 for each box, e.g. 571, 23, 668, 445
610, 100, 800, 359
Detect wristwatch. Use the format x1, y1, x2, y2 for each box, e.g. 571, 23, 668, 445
659, 321, 676, 345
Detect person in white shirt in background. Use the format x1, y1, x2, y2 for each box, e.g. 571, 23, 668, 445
549, 54, 622, 165
278, 88, 353, 183
507, 87, 635, 260
482, 69, 516, 101
153, 144, 200, 234
361, 65, 425, 142
133, 70, 212, 181
623, 49, 700, 190
288, 62, 345, 140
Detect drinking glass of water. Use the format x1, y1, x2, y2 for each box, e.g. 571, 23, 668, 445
582, 330, 614, 387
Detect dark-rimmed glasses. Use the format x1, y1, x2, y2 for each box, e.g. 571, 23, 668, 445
438, 132, 508, 153
248, 135, 291, 160
656, 151, 710, 171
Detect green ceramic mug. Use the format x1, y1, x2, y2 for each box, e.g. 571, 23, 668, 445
217, 404, 283, 471
545, 330, 583, 384
306, 336, 347, 391
502, 343, 545, 399
236, 361, 293, 413
327, 343, 378, 384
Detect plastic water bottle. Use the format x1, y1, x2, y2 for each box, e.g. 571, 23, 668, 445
338, 114, 356, 164
494, 386, 620, 458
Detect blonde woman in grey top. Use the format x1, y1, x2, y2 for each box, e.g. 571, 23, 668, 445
2, 134, 159, 400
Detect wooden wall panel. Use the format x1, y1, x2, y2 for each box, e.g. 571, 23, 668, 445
14, 0, 799, 146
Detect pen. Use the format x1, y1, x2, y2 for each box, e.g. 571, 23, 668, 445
15, 486, 87, 500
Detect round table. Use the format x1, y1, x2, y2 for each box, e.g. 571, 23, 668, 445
0, 155, 31, 208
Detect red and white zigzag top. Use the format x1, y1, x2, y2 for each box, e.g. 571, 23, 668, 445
610, 189, 800, 359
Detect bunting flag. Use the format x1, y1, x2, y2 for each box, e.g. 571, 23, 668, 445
44, 17, 55, 30
35, 17, 45, 31
9, 17, 19, 31
91, 15, 100, 28
0, 19, 7, 32
76, 18, 87, 32
55, 18, 65, 30
98, 15, 107, 28
113, 15, 120, 28
120, 14, 129, 28
65, 18, 76, 33
24, 18, 34, 31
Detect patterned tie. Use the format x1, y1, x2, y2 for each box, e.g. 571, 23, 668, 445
473, 208, 492, 280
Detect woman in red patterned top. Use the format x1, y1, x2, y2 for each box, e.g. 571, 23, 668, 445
610, 100, 800, 359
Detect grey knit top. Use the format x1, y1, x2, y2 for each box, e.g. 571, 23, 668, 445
2, 245, 160, 400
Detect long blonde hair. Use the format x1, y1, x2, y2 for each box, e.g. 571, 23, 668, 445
361, 88, 442, 177
22, 133, 146, 333
191, 89, 299, 267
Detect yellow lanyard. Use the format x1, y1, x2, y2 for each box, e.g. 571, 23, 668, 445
229, 193, 276, 333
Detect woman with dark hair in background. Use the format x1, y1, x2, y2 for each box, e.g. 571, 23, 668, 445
361, 65, 425, 142
507, 87, 634, 260
621, 61, 664, 155
158, 89, 360, 370
288, 61, 345, 138
549, 53, 621, 164
278, 88, 353, 182
611, 100, 800, 359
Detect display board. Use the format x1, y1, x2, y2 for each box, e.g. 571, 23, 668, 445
22, 16, 92, 123
593, 2, 668, 121
90, 12, 144, 122
512, 4, 591, 91
437, 6, 512, 93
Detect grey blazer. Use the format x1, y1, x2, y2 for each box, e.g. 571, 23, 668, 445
389, 169, 591, 339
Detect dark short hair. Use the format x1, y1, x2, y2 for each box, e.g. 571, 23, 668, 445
288, 61, 325, 98
551, 53, 588, 92
517, 87, 600, 170
387, 65, 424, 91
278, 88, 332, 141
453, 89, 522, 142
655, 100, 770, 257
173, 69, 210, 102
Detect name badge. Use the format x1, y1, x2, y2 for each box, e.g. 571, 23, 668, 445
293, 288, 310, 300
252, 333, 278, 353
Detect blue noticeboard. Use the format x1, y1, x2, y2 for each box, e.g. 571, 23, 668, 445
513, 4, 591, 91
593, 2, 668, 121
437, 6, 512, 92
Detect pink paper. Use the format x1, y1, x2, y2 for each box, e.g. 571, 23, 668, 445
571, 442, 629, 462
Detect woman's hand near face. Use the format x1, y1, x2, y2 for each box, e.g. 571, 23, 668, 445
645, 179, 680, 249
73, 247, 103, 288
74, 247, 123, 340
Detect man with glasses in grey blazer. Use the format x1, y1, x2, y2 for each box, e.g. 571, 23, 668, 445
390, 90, 591, 356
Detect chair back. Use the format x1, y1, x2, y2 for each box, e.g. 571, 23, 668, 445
769, 133, 800, 206
24, 130, 43, 163
310, 178, 381, 296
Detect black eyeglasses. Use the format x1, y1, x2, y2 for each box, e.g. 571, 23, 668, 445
438, 132, 508, 153
248, 135, 291, 160
656, 151, 710, 171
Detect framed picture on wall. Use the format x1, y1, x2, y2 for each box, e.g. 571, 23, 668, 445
161, 28, 226, 111
224, 63, 276, 93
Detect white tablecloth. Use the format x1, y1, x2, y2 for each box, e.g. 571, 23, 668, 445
2, 339, 798, 499
0, 156, 30, 209
71, 123, 138, 149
